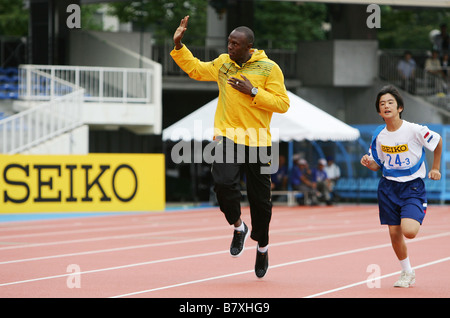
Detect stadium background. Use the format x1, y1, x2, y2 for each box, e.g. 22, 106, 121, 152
0, 0, 449, 213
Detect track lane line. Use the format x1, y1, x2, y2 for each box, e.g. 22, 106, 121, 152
0, 205, 372, 239
0, 225, 227, 251
109, 231, 450, 298
304, 256, 450, 298
1, 231, 448, 295
0, 227, 382, 265
0, 228, 385, 286
0, 229, 438, 292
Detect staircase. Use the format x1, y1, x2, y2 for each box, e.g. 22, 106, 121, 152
0, 63, 162, 154
378, 49, 450, 119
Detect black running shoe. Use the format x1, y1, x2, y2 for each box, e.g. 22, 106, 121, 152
230, 223, 249, 257
255, 249, 268, 278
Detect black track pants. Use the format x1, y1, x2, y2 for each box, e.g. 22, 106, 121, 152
211, 137, 272, 247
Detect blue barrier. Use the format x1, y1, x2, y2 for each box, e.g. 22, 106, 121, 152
335, 177, 449, 202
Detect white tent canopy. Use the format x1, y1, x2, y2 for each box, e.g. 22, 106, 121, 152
162, 91, 360, 142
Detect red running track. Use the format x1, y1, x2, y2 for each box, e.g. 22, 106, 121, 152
0, 204, 449, 299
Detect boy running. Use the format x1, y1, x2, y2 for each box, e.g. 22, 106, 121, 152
361, 85, 442, 287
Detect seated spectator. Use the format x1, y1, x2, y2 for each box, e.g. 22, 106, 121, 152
290, 158, 315, 205
426, 50, 444, 76
311, 158, 332, 206
271, 155, 288, 191
324, 156, 341, 202
425, 50, 447, 93
397, 51, 416, 94
271, 155, 288, 202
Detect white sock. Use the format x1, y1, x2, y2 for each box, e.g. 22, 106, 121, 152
400, 256, 413, 273
234, 222, 245, 232
257, 244, 268, 253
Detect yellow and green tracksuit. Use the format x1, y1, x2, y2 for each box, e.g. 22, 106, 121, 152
171, 44, 289, 248
170, 45, 290, 147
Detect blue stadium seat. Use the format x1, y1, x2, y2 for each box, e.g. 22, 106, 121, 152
7, 91, 18, 99
367, 178, 379, 191
2, 76, 16, 84
348, 178, 358, 191
0, 68, 19, 99
359, 178, 371, 191
335, 178, 350, 191
0, 83, 17, 91
5, 67, 18, 76
425, 178, 442, 192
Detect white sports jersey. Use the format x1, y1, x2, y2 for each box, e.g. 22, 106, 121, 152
369, 120, 441, 182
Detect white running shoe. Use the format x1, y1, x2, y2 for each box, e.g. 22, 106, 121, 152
393, 270, 415, 288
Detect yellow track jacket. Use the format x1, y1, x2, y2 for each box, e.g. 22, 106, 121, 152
170, 45, 290, 147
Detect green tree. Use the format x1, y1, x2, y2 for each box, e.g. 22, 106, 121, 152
254, 1, 328, 49
377, 6, 450, 50
99, 1, 450, 51
0, 0, 28, 36
107, 0, 207, 45
81, 3, 104, 31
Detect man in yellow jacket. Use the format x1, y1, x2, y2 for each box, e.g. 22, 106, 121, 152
171, 16, 289, 278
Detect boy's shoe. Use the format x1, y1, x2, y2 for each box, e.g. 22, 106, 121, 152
255, 249, 269, 278
394, 270, 415, 288
230, 223, 249, 257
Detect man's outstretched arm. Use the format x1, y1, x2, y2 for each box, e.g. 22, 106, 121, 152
174, 15, 189, 50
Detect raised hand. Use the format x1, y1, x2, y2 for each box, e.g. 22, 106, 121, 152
174, 15, 189, 50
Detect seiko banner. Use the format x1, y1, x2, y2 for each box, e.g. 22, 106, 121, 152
0, 154, 165, 213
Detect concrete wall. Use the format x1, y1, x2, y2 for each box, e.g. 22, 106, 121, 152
295, 40, 447, 125
68, 30, 153, 69
68, 30, 162, 135
295, 80, 445, 126
81, 102, 159, 134
297, 40, 378, 87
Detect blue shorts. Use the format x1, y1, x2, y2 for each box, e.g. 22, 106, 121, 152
377, 177, 427, 225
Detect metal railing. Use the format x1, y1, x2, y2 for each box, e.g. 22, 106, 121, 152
19, 64, 155, 104
0, 63, 160, 153
379, 50, 450, 113
0, 67, 84, 154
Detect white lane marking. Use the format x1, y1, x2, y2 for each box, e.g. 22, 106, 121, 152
110, 231, 450, 298
304, 256, 450, 298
